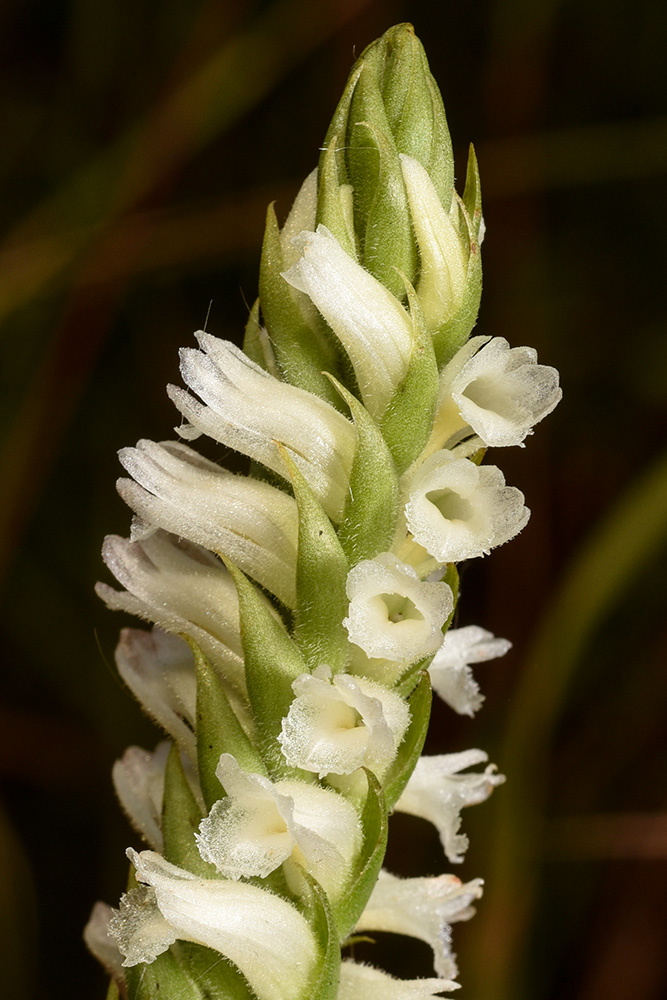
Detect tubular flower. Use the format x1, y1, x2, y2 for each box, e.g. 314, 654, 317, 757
395, 752, 506, 864
88, 23, 560, 1000
428, 625, 511, 716
404, 450, 530, 562
278, 666, 410, 780
168, 333, 356, 522
356, 869, 484, 977
344, 552, 453, 662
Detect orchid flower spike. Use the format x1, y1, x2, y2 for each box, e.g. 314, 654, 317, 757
88, 22, 560, 1000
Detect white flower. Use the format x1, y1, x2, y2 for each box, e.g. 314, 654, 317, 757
344, 553, 453, 662
394, 751, 505, 863
405, 450, 529, 562
115, 627, 196, 757
338, 960, 458, 998
112, 742, 169, 851
83, 902, 124, 981
117, 439, 299, 608
436, 335, 562, 448
428, 625, 511, 716
168, 333, 356, 521
196, 753, 361, 898
112, 849, 318, 1000
356, 870, 483, 978
96, 531, 244, 696
282, 225, 415, 419
399, 155, 468, 331
278, 666, 410, 779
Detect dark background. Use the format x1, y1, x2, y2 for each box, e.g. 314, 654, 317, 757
1, 1, 666, 998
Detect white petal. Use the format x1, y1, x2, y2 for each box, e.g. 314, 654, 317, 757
196, 754, 361, 897
118, 439, 299, 608
405, 451, 530, 562
112, 743, 170, 851
278, 668, 410, 779
84, 901, 125, 980
440, 336, 562, 447
283, 226, 414, 419
356, 870, 484, 977
394, 752, 505, 863
96, 531, 245, 697
338, 960, 459, 999
429, 625, 511, 716
125, 849, 318, 1000
400, 155, 468, 330
168, 335, 356, 521
115, 627, 196, 758
344, 553, 453, 662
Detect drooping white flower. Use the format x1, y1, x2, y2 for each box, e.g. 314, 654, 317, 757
338, 960, 458, 998
399, 155, 469, 331
278, 666, 410, 779
196, 753, 361, 898
432, 335, 562, 449
344, 553, 453, 662
356, 870, 484, 978
168, 333, 356, 521
428, 625, 511, 716
394, 751, 505, 863
117, 439, 299, 608
112, 849, 318, 1000
111, 742, 170, 851
282, 225, 415, 419
83, 902, 125, 981
405, 450, 530, 563
115, 627, 196, 757
96, 531, 244, 696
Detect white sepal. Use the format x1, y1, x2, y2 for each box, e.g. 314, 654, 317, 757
438, 335, 562, 448
282, 225, 415, 419
115, 627, 196, 758
168, 334, 355, 521
83, 902, 125, 981
118, 439, 299, 608
399, 155, 468, 331
338, 960, 459, 998
117, 849, 318, 1000
278, 666, 410, 779
356, 870, 484, 978
196, 754, 361, 898
96, 531, 244, 695
344, 553, 453, 662
394, 751, 505, 863
405, 451, 530, 562
429, 625, 511, 716
112, 742, 170, 851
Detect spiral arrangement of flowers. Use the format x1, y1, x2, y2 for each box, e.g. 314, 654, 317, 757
85, 23, 561, 1000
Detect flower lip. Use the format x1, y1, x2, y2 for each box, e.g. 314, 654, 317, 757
278, 666, 410, 779
442, 335, 562, 448
405, 450, 530, 563
343, 552, 453, 662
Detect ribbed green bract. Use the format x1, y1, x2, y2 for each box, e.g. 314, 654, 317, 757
333, 770, 388, 940
281, 448, 351, 674
161, 745, 210, 876
192, 642, 266, 810
330, 377, 400, 564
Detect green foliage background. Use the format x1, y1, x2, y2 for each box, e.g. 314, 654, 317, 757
0, 1, 666, 998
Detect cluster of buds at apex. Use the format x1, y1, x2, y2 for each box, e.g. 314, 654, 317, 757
86, 21, 561, 1000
